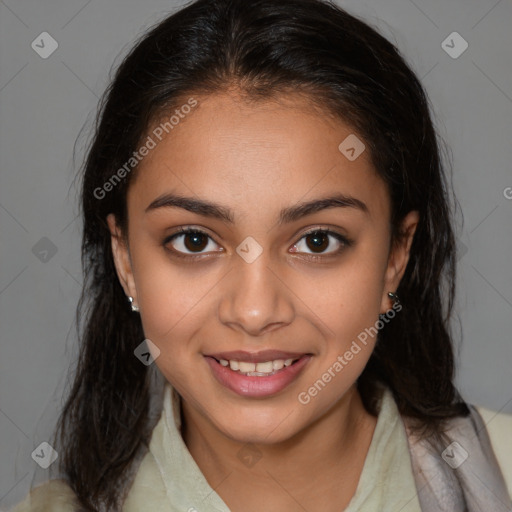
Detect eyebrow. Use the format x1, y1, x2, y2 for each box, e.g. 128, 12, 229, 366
145, 192, 369, 225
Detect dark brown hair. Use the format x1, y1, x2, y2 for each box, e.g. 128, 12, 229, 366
50, 0, 468, 509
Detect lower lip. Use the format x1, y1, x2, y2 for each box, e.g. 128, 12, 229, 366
204, 355, 312, 398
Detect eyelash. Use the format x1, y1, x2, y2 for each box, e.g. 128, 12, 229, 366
162, 226, 353, 262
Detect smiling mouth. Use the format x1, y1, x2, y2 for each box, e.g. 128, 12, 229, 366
204, 353, 313, 397
209, 356, 303, 376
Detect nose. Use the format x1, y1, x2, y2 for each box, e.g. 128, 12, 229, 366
217, 249, 295, 337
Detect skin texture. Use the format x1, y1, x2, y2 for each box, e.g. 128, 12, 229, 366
107, 90, 419, 511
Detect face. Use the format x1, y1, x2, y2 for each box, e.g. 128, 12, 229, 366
107, 91, 418, 445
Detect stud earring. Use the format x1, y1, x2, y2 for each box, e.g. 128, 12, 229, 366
128, 296, 139, 312
387, 291, 400, 306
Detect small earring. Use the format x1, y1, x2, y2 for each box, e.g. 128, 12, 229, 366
387, 291, 400, 306
128, 296, 139, 312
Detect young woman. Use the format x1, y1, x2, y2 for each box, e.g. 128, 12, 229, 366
11, 0, 512, 510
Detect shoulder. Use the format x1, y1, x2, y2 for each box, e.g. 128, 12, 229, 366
476, 405, 512, 498
9, 479, 79, 512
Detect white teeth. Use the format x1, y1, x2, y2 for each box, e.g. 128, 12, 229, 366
219, 357, 301, 375
238, 361, 256, 372
272, 359, 285, 370
255, 361, 274, 373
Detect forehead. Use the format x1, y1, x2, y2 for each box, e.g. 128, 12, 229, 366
127, 92, 390, 224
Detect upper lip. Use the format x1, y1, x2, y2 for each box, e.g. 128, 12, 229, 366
205, 350, 310, 363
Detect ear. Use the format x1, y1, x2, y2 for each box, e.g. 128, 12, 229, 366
106, 213, 137, 303
380, 210, 419, 314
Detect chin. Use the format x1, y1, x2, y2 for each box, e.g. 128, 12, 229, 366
210, 407, 302, 445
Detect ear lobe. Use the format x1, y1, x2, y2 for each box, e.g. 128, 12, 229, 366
106, 213, 136, 299
380, 210, 419, 313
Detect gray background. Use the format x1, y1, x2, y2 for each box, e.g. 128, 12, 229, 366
1, 0, 511, 508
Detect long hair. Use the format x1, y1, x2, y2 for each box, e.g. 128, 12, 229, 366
51, 0, 468, 509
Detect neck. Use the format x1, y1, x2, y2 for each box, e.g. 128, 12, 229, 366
180, 385, 378, 511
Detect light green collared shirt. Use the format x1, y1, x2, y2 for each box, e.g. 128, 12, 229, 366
123, 382, 423, 511
11, 382, 512, 511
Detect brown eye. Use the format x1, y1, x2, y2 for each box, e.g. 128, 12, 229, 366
164, 228, 221, 255
183, 231, 208, 252
291, 228, 350, 257
305, 231, 330, 253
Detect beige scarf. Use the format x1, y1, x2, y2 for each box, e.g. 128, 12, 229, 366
135, 369, 511, 512
20, 368, 507, 511
403, 405, 512, 511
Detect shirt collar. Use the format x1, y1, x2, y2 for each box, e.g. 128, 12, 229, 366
150, 380, 421, 512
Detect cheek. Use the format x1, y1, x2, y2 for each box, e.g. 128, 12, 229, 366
120, 227, 186, 375
130, 244, 217, 344
292, 254, 385, 349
